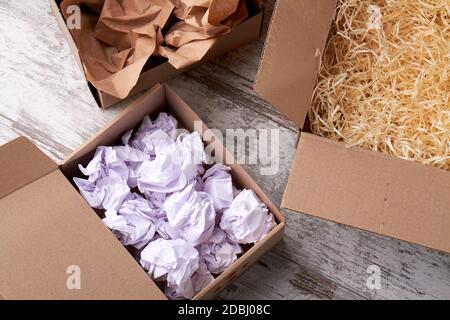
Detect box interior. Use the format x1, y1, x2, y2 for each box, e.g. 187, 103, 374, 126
60, 84, 285, 299
62, 84, 284, 224
52, 0, 265, 108
254, 0, 450, 253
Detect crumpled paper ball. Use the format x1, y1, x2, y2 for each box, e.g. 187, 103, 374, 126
74, 169, 130, 211
200, 228, 242, 274
201, 164, 234, 211
101, 193, 167, 249
136, 131, 206, 195
163, 183, 216, 247
128, 113, 178, 157
102, 210, 155, 249
220, 189, 276, 244
74, 143, 153, 209
140, 238, 199, 299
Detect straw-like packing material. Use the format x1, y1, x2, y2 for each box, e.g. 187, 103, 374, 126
309, 0, 450, 170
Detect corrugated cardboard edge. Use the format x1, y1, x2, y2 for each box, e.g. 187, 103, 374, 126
254, 0, 337, 128
0, 137, 57, 199
254, 0, 280, 93
283, 133, 450, 254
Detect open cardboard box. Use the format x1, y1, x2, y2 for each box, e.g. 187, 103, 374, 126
254, 0, 450, 254
49, 0, 265, 109
0, 84, 285, 300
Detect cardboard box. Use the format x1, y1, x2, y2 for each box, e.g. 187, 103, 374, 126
254, 0, 450, 253
0, 84, 285, 299
49, 0, 265, 109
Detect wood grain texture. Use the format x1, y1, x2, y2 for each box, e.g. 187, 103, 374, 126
0, 0, 448, 300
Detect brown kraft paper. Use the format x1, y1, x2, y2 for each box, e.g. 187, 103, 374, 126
61, 0, 248, 99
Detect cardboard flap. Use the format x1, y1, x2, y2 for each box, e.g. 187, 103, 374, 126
0, 137, 57, 199
0, 169, 166, 299
254, 0, 336, 128
283, 133, 450, 253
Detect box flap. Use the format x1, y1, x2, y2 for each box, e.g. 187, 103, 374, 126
0, 137, 57, 199
283, 133, 450, 253
0, 169, 166, 299
254, 0, 336, 128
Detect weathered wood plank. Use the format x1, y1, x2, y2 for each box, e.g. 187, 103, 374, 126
0, 0, 448, 300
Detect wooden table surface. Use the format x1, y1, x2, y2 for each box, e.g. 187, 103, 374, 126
1, 0, 449, 300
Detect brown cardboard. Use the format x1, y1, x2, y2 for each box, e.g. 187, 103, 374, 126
255, 0, 336, 128
50, 0, 265, 109
0, 139, 167, 300
255, 0, 450, 253
284, 133, 450, 253
0, 84, 284, 299
0, 137, 57, 199
62, 84, 285, 299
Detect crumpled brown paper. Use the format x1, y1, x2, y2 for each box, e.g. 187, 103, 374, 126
159, 0, 248, 68
61, 0, 248, 99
